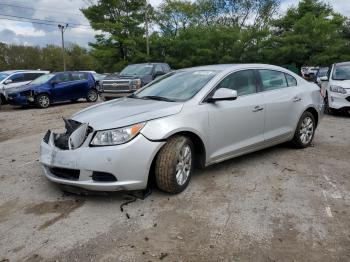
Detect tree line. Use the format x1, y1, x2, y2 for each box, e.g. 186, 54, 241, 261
0, 43, 97, 72
1, 0, 350, 73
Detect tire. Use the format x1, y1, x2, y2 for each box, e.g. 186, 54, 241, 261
86, 89, 98, 102
35, 94, 50, 108
291, 111, 315, 148
155, 136, 194, 194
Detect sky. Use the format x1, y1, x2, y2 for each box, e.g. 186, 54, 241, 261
0, 0, 349, 48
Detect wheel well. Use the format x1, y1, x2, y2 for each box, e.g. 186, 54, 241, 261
305, 107, 319, 127
172, 131, 206, 169
147, 131, 206, 188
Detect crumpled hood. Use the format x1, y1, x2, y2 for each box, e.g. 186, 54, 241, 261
332, 80, 350, 89
72, 97, 183, 130
6, 84, 41, 94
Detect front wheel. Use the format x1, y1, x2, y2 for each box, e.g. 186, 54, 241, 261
155, 136, 194, 194
291, 111, 315, 148
86, 89, 98, 102
35, 94, 50, 108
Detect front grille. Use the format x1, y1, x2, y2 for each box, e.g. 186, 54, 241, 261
92, 171, 117, 182
346, 96, 350, 102
49, 167, 80, 180
102, 80, 130, 91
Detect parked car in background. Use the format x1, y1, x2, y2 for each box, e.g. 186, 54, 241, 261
40, 64, 323, 194
100, 63, 171, 100
6, 71, 98, 108
0, 70, 49, 107
315, 67, 329, 86
320, 62, 350, 113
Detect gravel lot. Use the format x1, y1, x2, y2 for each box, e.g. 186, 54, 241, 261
0, 100, 349, 262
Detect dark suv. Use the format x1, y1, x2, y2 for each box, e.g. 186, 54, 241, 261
100, 63, 171, 100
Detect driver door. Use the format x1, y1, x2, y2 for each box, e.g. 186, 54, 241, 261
205, 69, 265, 163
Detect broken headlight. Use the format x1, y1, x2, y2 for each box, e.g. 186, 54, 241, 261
90, 122, 146, 146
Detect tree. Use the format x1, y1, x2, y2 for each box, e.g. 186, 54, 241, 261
82, 0, 150, 71
270, 0, 350, 68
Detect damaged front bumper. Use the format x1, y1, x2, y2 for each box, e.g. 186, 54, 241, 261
39, 120, 165, 191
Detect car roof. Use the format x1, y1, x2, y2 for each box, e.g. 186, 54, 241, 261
1, 70, 49, 74
126, 63, 167, 66
334, 61, 350, 66
181, 64, 295, 72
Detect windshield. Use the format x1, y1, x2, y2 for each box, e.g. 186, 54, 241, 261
0, 73, 9, 82
30, 73, 54, 85
332, 64, 350, 80
134, 70, 218, 102
120, 64, 153, 76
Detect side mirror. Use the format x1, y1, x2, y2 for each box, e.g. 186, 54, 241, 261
4, 79, 12, 85
154, 71, 165, 78
50, 80, 58, 86
207, 88, 238, 103
320, 76, 328, 81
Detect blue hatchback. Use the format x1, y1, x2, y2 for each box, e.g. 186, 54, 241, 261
6, 71, 98, 108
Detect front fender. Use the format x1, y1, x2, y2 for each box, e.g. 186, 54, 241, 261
140, 110, 209, 155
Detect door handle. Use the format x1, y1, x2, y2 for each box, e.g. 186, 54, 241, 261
252, 105, 264, 112
293, 97, 302, 102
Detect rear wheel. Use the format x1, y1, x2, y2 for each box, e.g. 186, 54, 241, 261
291, 111, 315, 148
155, 136, 194, 194
86, 89, 98, 102
35, 94, 50, 108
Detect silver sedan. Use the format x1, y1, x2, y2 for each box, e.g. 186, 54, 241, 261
40, 64, 324, 194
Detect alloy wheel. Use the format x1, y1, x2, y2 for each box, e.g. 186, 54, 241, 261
299, 116, 314, 144
39, 95, 50, 108
175, 144, 192, 186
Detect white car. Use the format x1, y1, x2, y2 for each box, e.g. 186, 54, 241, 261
320, 62, 350, 113
0, 70, 49, 106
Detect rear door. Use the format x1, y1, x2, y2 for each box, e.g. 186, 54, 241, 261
257, 69, 302, 141
206, 69, 265, 162
70, 72, 89, 98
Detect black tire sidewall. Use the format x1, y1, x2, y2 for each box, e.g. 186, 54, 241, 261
86, 89, 98, 102
35, 94, 50, 108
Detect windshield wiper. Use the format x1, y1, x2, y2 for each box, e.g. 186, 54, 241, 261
140, 95, 175, 102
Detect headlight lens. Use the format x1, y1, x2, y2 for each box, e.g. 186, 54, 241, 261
91, 122, 145, 146
330, 85, 347, 94
130, 79, 141, 89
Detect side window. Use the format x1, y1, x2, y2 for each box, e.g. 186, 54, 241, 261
285, 73, 297, 87
155, 64, 164, 73
9, 73, 25, 83
162, 64, 170, 73
54, 73, 71, 83
24, 73, 44, 81
258, 70, 288, 91
216, 70, 257, 96
71, 72, 87, 81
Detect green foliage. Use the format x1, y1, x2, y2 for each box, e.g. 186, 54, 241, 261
1, 0, 350, 72
0, 43, 97, 72
270, 0, 350, 67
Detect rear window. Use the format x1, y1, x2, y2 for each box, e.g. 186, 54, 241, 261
258, 70, 288, 91
71, 72, 88, 81
285, 74, 297, 87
